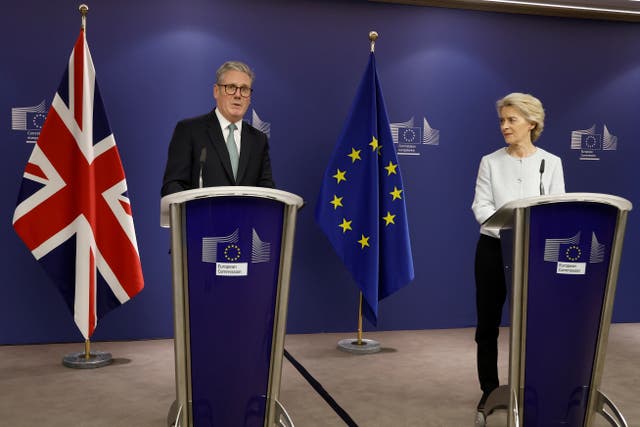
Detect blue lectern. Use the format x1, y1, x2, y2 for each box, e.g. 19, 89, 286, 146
479, 193, 632, 427
161, 187, 303, 427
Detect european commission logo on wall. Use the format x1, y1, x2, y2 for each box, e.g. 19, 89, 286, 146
544, 231, 605, 275
11, 100, 48, 144
390, 116, 440, 156
201, 228, 271, 277
250, 109, 271, 138
570, 124, 618, 161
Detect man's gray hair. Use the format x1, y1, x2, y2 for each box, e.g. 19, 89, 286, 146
216, 61, 255, 83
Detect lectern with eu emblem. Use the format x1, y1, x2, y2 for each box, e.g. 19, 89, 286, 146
160, 186, 303, 427
477, 193, 632, 427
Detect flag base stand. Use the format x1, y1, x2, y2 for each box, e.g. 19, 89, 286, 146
337, 292, 381, 354
62, 351, 112, 369
63, 340, 113, 369
337, 338, 380, 354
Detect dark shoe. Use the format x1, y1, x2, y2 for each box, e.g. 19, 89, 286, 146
477, 391, 491, 411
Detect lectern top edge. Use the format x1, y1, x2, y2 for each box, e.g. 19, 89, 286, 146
160, 186, 304, 227
483, 192, 632, 230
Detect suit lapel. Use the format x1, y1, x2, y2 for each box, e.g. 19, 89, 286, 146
207, 113, 235, 183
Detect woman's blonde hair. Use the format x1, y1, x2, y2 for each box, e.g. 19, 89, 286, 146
496, 92, 545, 142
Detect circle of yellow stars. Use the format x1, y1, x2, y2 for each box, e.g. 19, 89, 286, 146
565, 245, 581, 261
328, 135, 405, 250
224, 244, 241, 261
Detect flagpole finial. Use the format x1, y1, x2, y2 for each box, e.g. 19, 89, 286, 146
79, 4, 89, 30
369, 31, 378, 53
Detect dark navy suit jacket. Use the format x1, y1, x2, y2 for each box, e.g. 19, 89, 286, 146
161, 110, 275, 196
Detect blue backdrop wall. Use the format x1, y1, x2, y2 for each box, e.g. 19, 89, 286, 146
2, 0, 639, 344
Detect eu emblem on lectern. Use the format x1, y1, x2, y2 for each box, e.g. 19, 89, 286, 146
201, 228, 272, 276
543, 231, 606, 275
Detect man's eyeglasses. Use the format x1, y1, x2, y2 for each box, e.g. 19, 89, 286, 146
217, 83, 253, 98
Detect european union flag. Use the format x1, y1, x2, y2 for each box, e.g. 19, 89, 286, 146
398, 127, 422, 145
315, 53, 414, 325
558, 243, 588, 263
581, 133, 603, 150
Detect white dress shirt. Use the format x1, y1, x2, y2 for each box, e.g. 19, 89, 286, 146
472, 146, 565, 238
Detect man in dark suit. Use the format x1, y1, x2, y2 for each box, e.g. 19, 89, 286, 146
161, 61, 275, 196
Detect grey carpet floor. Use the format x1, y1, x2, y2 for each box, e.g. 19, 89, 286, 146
1, 325, 638, 426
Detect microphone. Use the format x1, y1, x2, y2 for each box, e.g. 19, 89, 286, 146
539, 159, 545, 195
198, 147, 207, 188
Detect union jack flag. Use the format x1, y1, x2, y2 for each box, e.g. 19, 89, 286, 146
12, 29, 144, 339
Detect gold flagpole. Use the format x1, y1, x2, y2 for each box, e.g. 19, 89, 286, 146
81, 3, 92, 365
357, 292, 363, 345
337, 31, 382, 355
369, 30, 378, 53
59, 4, 112, 369
79, 4, 88, 30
